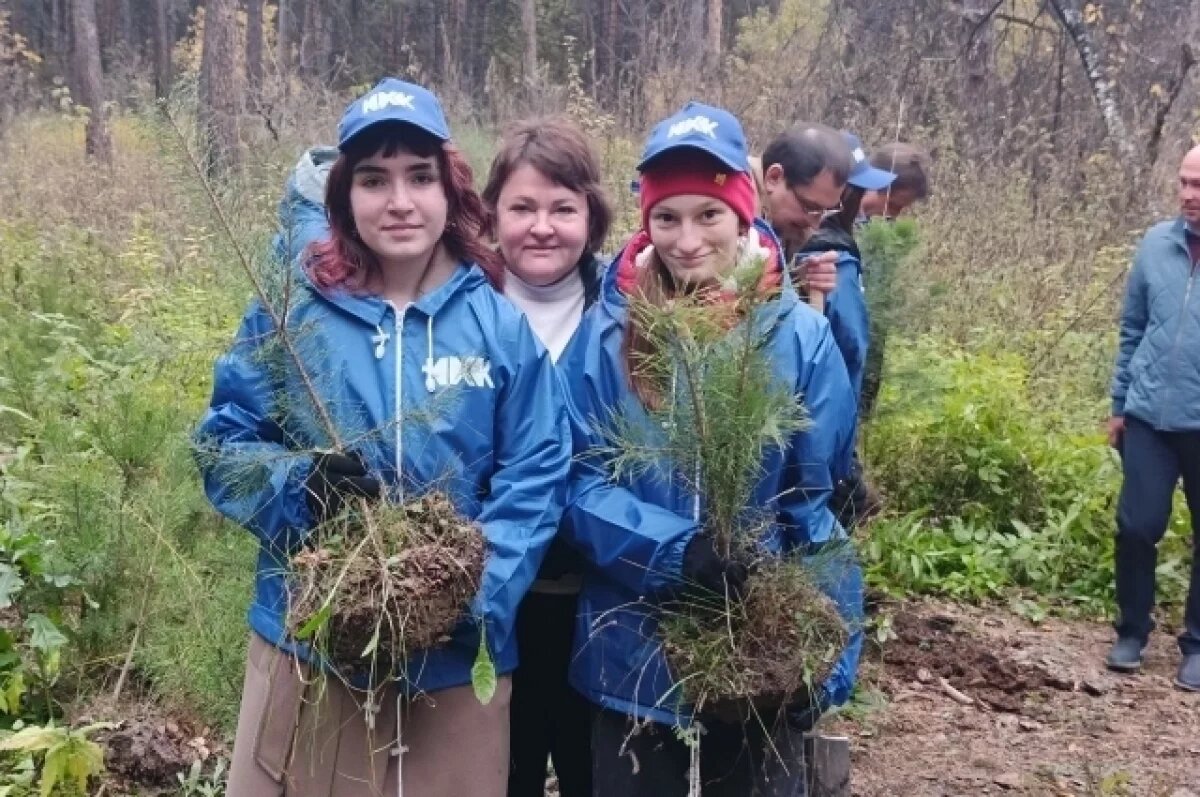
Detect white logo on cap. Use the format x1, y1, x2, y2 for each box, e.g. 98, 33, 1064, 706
362, 91, 415, 115
852, 147, 866, 163
668, 115, 718, 139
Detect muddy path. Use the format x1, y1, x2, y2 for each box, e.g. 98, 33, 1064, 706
826, 600, 1199, 796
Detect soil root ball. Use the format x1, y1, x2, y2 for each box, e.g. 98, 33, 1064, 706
288, 492, 485, 677
661, 555, 850, 714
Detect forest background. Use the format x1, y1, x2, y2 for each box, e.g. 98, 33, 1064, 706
0, 0, 1198, 794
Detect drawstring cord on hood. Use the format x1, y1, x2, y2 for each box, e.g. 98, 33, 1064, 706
374, 325, 390, 360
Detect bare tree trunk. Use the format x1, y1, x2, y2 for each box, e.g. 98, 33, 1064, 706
705, 0, 722, 68
50, 0, 69, 77
960, 0, 994, 144
1146, 44, 1196, 167
200, 0, 240, 176
71, 0, 113, 163
1047, 0, 1137, 164
117, 0, 132, 53
521, 0, 537, 87
246, 0, 264, 93
277, 0, 293, 74
446, 0, 465, 89
605, 0, 619, 93
153, 0, 171, 97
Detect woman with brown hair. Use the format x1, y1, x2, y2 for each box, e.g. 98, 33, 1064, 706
480, 117, 612, 797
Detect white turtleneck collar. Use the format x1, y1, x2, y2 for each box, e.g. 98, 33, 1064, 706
503, 267, 586, 363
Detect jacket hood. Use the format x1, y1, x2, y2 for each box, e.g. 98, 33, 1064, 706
289, 146, 339, 208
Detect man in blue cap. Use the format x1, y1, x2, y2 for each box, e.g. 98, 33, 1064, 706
798, 131, 895, 405
786, 131, 896, 533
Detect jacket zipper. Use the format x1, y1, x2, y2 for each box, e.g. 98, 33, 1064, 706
392, 302, 410, 502
1159, 245, 1197, 429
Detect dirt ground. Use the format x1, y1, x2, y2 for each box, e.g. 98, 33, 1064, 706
825, 600, 1200, 797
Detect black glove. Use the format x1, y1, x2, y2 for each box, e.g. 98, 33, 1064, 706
681, 535, 749, 600
303, 451, 381, 523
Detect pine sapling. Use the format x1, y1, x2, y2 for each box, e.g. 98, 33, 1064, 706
598, 255, 852, 714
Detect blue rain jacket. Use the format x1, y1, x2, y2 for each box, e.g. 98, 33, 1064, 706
1112, 218, 1200, 430
797, 226, 870, 403
559, 220, 865, 726
825, 250, 870, 403
196, 252, 570, 696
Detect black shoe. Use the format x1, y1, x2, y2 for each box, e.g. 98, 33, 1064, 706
1105, 637, 1144, 672
1174, 654, 1200, 692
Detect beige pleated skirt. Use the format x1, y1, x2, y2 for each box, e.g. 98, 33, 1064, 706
226, 633, 512, 797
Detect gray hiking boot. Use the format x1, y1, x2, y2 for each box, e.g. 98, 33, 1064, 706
1105, 637, 1144, 672
1175, 654, 1200, 692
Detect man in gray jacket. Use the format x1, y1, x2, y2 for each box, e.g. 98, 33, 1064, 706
1106, 144, 1200, 691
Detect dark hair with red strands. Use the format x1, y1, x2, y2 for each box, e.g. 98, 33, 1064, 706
306, 122, 503, 293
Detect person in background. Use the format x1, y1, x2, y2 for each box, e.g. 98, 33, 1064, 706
1105, 143, 1200, 693
857, 141, 932, 424
858, 142, 932, 221
752, 123, 852, 302
797, 131, 895, 403
795, 132, 895, 531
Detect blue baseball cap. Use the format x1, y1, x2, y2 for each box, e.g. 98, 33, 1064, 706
337, 78, 451, 151
843, 132, 896, 191
637, 101, 749, 173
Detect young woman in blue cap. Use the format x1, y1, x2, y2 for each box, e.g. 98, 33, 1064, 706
198, 78, 570, 797
271, 115, 612, 797
558, 101, 865, 796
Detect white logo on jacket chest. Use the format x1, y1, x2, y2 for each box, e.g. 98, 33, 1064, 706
422, 356, 494, 390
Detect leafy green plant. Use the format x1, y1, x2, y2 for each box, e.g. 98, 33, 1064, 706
175, 757, 227, 797
0, 721, 111, 797
862, 337, 1192, 611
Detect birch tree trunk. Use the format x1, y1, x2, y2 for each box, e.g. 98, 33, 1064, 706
1048, 0, 1138, 164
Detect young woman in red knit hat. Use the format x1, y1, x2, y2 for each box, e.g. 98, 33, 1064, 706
556, 102, 866, 795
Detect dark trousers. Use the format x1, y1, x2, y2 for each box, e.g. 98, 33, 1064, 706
832, 454, 881, 533
591, 708, 808, 797
1115, 415, 1200, 654
507, 590, 592, 797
